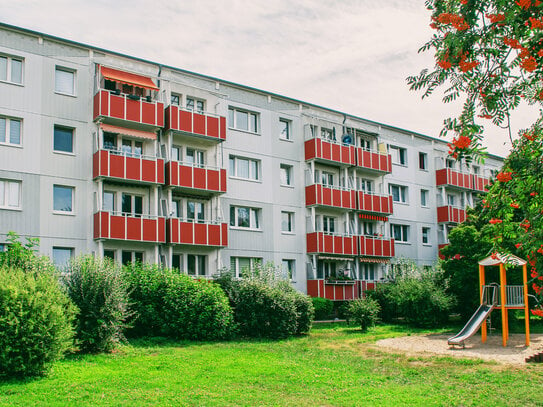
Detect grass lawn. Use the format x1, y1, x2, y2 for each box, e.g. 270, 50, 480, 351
1, 323, 542, 406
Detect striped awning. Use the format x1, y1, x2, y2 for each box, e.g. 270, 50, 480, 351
100, 123, 157, 140
358, 213, 389, 221
100, 66, 159, 90
318, 256, 354, 262
359, 257, 390, 264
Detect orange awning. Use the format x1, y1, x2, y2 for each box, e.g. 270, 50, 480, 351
100, 123, 157, 140
100, 66, 159, 91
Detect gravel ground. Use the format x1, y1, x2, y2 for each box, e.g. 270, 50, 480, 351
375, 333, 543, 365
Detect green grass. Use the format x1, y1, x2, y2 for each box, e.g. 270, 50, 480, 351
1, 323, 542, 406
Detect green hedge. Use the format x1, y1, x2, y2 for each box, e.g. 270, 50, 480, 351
347, 297, 381, 332
311, 297, 333, 320
0, 266, 76, 377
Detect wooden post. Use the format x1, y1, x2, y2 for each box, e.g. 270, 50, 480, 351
523, 264, 530, 346
499, 263, 507, 347
479, 264, 487, 343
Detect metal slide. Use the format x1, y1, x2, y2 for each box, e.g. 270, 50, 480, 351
448, 284, 498, 347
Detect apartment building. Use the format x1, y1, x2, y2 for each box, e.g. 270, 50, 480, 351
0, 23, 503, 300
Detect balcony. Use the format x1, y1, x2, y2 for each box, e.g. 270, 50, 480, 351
93, 149, 164, 184
304, 138, 356, 166
437, 206, 466, 224
307, 279, 361, 301
356, 149, 392, 173
436, 168, 474, 190
358, 235, 395, 258
165, 162, 226, 195
93, 90, 164, 128
305, 184, 356, 210
306, 232, 358, 256
356, 192, 393, 215
165, 106, 226, 141
473, 175, 491, 193
93, 211, 166, 243
167, 218, 228, 247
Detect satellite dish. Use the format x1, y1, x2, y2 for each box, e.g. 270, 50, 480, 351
342, 134, 353, 145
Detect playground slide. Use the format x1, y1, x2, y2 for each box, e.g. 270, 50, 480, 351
447, 304, 494, 346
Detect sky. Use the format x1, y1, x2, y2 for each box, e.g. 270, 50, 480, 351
1, 0, 539, 157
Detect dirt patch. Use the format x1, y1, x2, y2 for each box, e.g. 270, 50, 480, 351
375, 333, 543, 365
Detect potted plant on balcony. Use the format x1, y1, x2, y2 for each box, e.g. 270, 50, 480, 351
326, 269, 355, 285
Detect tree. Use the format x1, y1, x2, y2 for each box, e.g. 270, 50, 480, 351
409, 0, 543, 315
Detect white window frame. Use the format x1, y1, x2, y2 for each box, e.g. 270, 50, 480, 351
52, 247, 74, 267
422, 227, 431, 245
230, 205, 260, 230
186, 97, 205, 113
102, 190, 116, 212
0, 179, 21, 210
447, 194, 455, 206
420, 189, 429, 207
121, 250, 144, 265
171, 92, 181, 106
187, 254, 207, 276
361, 263, 376, 281
281, 211, 295, 233
388, 145, 407, 166
358, 178, 373, 193
0, 116, 22, 146
121, 138, 143, 157
282, 259, 296, 281
320, 171, 334, 187
419, 152, 428, 170
391, 224, 409, 243
279, 118, 291, 141
53, 125, 74, 154
389, 184, 408, 204
0, 54, 23, 85
231, 256, 262, 278
186, 148, 205, 168
322, 216, 336, 234
280, 164, 293, 186
54, 66, 76, 96
53, 185, 74, 214
229, 155, 260, 181
228, 106, 259, 134
121, 193, 143, 217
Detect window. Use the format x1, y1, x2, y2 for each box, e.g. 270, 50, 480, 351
317, 260, 336, 279
103, 250, 115, 261
187, 254, 206, 276
473, 166, 480, 175
171, 199, 182, 218
228, 107, 259, 133
388, 145, 407, 165
361, 263, 375, 281
121, 251, 143, 266
53, 125, 74, 153
279, 118, 291, 140
102, 191, 115, 212
121, 139, 143, 157
447, 194, 455, 206
52, 247, 73, 267
230, 256, 262, 278
359, 137, 372, 150
171, 145, 181, 161
53, 185, 73, 213
420, 189, 429, 207
361, 222, 374, 236
0, 179, 21, 209
282, 259, 296, 280
358, 178, 373, 192
422, 227, 431, 245
187, 97, 205, 113
230, 206, 260, 229
280, 164, 293, 186
281, 211, 294, 233
103, 132, 117, 150
419, 152, 428, 170
55, 67, 75, 95
389, 184, 408, 203
322, 216, 335, 234
321, 127, 335, 141
320, 171, 334, 187
186, 148, 205, 167
229, 156, 260, 181
0, 116, 21, 145
171, 93, 181, 106
391, 224, 409, 243
122, 193, 143, 217
0, 55, 23, 84
446, 159, 455, 169
172, 254, 183, 271
187, 201, 205, 223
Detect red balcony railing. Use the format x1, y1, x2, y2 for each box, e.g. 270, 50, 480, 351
93, 211, 166, 243
356, 192, 393, 215
473, 175, 491, 193
358, 236, 395, 257
167, 219, 228, 247
307, 279, 361, 301
306, 232, 358, 256
165, 162, 226, 194
356, 149, 392, 173
304, 138, 356, 166
165, 106, 226, 141
436, 168, 473, 190
437, 206, 466, 223
305, 184, 356, 210
93, 90, 164, 127
93, 150, 164, 184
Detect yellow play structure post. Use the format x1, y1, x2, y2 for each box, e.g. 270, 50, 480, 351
478, 253, 530, 348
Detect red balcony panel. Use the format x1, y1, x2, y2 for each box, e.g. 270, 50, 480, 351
126, 99, 141, 122
180, 222, 194, 244
109, 95, 124, 119
307, 279, 320, 297
332, 189, 342, 207
167, 219, 228, 247
94, 212, 165, 243
93, 150, 164, 184
437, 206, 466, 223
194, 223, 207, 245
207, 116, 219, 138
359, 236, 395, 257
322, 186, 332, 205
125, 156, 141, 180
357, 192, 393, 215
304, 138, 356, 166
193, 113, 206, 135
207, 169, 220, 191
208, 224, 221, 246
126, 217, 141, 240
436, 168, 474, 190
179, 109, 193, 133
165, 162, 226, 194
193, 167, 206, 190
305, 185, 356, 210
93, 90, 164, 127
165, 106, 227, 141
438, 243, 448, 260
473, 175, 490, 193
333, 236, 343, 254
220, 117, 227, 140
356, 149, 392, 173
110, 216, 125, 240
307, 280, 361, 301
306, 232, 358, 256
141, 101, 160, 127
221, 222, 228, 246
344, 285, 355, 300
142, 219, 157, 242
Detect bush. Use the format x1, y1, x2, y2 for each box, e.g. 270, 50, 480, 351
125, 263, 234, 340
312, 297, 333, 320
290, 289, 314, 334
347, 297, 381, 332
366, 284, 397, 323
63, 256, 131, 353
0, 266, 76, 377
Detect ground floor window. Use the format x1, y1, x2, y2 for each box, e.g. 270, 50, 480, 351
103, 249, 115, 260
122, 250, 143, 265
282, 259, 296, 280
360, 263, 376, 281
230, 256, 262, 278
187, 254, 206, 276
52, 247, 73, 267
